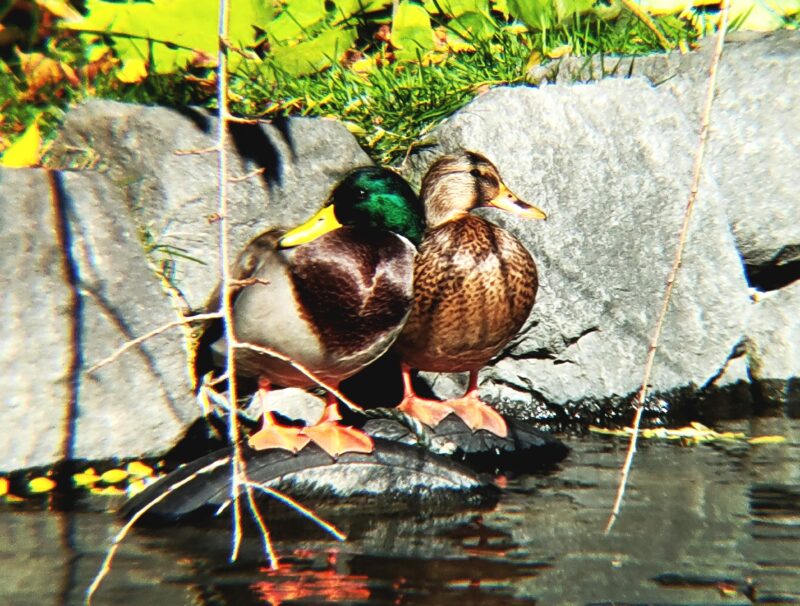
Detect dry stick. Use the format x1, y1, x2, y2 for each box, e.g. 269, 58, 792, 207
85, 312, 223, 374
243, 482, 347, 541
85, 457, 231, 605
604, 1, 730, 535
234, 341, 367, 415
618, 0, 671, 51
214, 2, 279, 567
241, 470, 279, 568
214, 0, 248, 562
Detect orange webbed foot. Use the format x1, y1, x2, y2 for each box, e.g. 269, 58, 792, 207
302, 422, 374, 458
301, 394, 374, 458
397, 396, 456, 428
248, 412, 312, 453
446, 392, 508, 438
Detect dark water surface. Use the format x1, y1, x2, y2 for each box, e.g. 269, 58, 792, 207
3, 417, 798, 605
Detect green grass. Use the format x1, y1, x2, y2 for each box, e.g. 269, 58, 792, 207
225, 12, 700, 164
0, 7, 718, 166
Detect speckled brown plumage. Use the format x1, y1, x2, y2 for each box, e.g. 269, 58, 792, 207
394, 214, 537, 372
393, 151, 544, 436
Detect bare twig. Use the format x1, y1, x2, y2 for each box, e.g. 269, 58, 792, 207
229, 167, 266, 182
618, 0, 672, 51
240, 465, 279, 569
175, 146, 219, 156
604, 2, 730, 534
214, 0, 250, 563
85, 312, 223, 374
243, 481, 347, 541
85, 457, 231, 605
234, 341, 366, 415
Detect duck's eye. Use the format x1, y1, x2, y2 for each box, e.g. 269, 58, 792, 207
357, 188, 367, 200
470, 169, 481, 178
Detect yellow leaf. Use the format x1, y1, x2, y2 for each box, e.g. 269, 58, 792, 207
748, 435, 786, 444
524, 50, 542, 72
86, 43, 111, 64
90, 486, 127, 496
504, 23, 528, 34
117, 58, 148, 83
340, 120, 367, 135
547, 44, 573, 59
101, 468, 129, 484
0, 477, 8, 496
126, 461, 154, 477
28, 477, 56, 493
1, 122, 42, 167
73, 469, 101, 487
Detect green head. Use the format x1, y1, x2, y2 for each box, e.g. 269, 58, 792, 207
278, 167, 426, 248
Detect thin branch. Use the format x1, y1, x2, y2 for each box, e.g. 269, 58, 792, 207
85, 312, 223, 374
215, 0, 249, 562
241, 471, 279, 569
234, 341, 366, 415
85, 457, 231, 605
243, 481, 347, 541
604, 2, 730, 534
229, 167, 266, 182
175, 146, 219, 156
618, 0, 672, 51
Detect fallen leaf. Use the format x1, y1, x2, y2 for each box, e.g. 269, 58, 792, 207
748, 435, 786, 444
117, 57, 148, 83
1, 122, 42, 167
101, 468, 129, 484
17, 50, 80, 99
28, 476, 56, 493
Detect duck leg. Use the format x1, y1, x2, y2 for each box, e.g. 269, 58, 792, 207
302, 392, 374, 458
397, 363, 457, 428
247, 378, 312, 452
445, 370, 508, 438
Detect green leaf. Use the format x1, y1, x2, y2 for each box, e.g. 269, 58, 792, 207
506, 0, 555, 29
266, 0, 326, 43
270, 27, 356, 76
391, 1, 436, 61
332, 0, 393, 21
424, 0, 488, 16
448, 11, 495, 39
62, 0, 270, 75
554, 0, 595, 20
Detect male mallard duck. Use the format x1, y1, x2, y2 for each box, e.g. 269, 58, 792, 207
208, 166, 425, 457
393, 151, 546, 438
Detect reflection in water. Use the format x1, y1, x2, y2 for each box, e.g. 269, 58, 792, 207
1, 418, 798, 605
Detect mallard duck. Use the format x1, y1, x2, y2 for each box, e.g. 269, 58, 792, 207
208, 166, 425, 457
393, 151, 546, 438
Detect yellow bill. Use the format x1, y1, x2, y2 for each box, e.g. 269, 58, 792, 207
488, 184, 547, 220
277, 204, 343, 248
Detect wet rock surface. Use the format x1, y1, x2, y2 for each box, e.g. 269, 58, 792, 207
120, 439, 500, 522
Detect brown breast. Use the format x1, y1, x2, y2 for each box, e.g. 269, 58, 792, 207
394, 215, 537, 372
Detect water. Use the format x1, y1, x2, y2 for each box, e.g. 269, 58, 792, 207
3, 417, 798, 605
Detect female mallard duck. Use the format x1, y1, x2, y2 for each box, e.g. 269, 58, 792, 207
209, 166, 425, 457
393, 151, 546, 438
